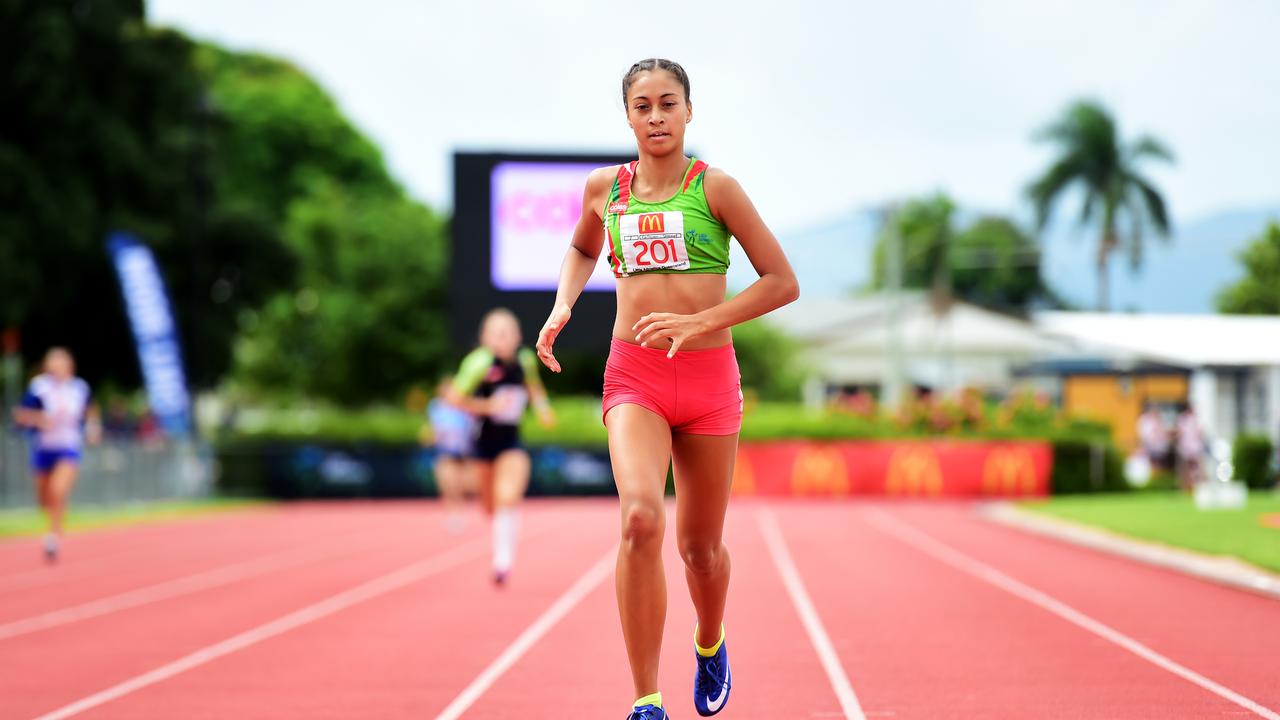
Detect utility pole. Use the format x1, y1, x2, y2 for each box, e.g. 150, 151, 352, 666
882, 205, 906, 410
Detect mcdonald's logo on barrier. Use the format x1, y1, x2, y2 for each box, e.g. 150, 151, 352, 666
790, 445, 849, 495
638, 213, 665, 233
982, 446, 1037, 495
885, 446, 943, 496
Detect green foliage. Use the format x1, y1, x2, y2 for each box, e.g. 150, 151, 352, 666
872, 193, 956, 296
0, 1, 207, 383
1232, 434, 1276, 489
1049, 439, 1127, 494
1027, 99, 1174, 311
1020, 491, 1280, 573
952, 217, 1047, 312
1216, 222, 1280, 315
871, 194, 1055, 313
231, 182, 450, 403
732, 316, 808, 401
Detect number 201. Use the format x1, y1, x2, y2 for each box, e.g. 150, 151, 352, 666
632, 239, 678, 266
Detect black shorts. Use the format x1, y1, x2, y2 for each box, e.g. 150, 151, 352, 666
474, 423, 520, 462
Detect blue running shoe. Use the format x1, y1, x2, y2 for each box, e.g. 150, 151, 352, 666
627, 704, 668, 719
693, 639, 731, 716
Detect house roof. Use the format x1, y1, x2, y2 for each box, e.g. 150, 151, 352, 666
1034, 312, 1280, 366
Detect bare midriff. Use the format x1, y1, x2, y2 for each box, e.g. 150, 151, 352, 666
612, 272, 732, 350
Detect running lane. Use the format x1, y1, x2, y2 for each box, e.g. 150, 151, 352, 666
3, 502, 505, 718
884, 503, 1280, 713
771, 500, 1277, 719
463, 500, 847, 718
39, 500, 621, 720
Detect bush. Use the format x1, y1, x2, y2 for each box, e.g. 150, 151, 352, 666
1233, 434, 1276, 489
1049, 440, 1126, 494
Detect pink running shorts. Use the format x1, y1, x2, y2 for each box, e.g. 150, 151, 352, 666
602, 337, 743, 435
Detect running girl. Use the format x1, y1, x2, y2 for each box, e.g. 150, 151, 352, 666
536, 59, 798, 719
448, 309, 554, 585
426, 376, 475, 533
13, 348, 101, 562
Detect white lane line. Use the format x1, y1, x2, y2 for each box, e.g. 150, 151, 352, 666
757, 509, 867, 720
30, 536, 493, 720
433, 545, 617, 720
0, 528, 390, 641
865, 509, 1280, 720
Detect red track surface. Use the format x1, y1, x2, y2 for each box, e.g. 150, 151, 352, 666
2, 499, 1277, 719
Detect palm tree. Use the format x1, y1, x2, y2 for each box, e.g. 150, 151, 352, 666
1027, 100, 1173, 311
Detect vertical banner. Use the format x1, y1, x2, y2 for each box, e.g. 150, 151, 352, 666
107, 232, 192, 436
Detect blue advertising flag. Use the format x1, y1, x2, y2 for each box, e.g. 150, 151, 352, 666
107, 232, 192, 436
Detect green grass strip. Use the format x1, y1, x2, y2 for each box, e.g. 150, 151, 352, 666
1018, 490, 1280, 574
0, 498, 267, 539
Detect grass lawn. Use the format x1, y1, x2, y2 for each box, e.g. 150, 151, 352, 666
0, 498, 267, 539
1018, 491, 1280, 574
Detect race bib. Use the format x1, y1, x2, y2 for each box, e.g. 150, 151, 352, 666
490, 386, 528, 425
619, 212, 689, 272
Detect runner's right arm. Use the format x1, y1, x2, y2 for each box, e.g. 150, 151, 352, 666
536, 166, 615, 373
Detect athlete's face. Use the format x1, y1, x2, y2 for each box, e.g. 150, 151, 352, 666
480, 315, 521, 359
625, 71, 692, 156
45, 351, 73, 380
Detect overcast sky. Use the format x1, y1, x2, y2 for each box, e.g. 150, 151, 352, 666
150, 0, 1279, 234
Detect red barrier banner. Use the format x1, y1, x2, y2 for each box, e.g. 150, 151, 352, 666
732, 441, 1052, 498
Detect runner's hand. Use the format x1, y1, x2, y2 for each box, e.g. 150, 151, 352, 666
536, 304, 571, 373
633, 312, 710, 359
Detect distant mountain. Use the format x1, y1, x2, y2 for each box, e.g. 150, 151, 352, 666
740, 205, 1280, 313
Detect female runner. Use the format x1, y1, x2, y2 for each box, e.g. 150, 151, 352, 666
448, 308, 554, 585
536, 59, 798, 719
13, 348, 100, 562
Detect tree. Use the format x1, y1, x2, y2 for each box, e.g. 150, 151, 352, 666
231, 181, 450, 404
951, 216, 1048, 313
1216, 222, 1280, 314
872, 193, 956, 307
1026, 99, 1173, 311
871, 193, 1055, 314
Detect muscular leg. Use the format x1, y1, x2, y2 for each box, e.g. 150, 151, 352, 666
606, 404, 673, 701
46, 461, 79, 537
672, 432, 738, 649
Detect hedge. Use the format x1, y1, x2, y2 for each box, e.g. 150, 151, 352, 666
1233, 434, 1276, 489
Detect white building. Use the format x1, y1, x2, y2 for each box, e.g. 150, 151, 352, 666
770, 294, 1280, 448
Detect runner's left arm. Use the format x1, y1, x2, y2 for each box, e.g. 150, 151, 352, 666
633, 169, 799, 355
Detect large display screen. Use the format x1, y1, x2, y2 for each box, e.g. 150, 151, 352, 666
452, 152, 634, 351
490, 161, 616, 292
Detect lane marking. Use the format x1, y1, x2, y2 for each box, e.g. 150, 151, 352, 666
30, 536, 495, 720
433, 545, 617, 720
0, 528, 393, 641
866, 509, 1280, 720
757, 509, 867, 720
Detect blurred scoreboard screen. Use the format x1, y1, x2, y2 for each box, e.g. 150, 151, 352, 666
452, 151, 633, 350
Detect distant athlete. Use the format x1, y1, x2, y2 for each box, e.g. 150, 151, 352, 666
427, 376, 475, 532
448, 309, 554, 585
536, 59, 798, 718
13, 348, 100, 562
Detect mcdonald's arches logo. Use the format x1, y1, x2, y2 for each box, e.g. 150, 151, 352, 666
790, 445, 849, 495
982, 446, 1038, 495
885, 445, 943, 496
638, 213, 665, 233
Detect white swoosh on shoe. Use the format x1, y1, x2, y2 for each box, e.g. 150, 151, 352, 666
705, 666, 731, 713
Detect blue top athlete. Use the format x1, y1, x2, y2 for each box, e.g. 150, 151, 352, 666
13, 348, 100, 562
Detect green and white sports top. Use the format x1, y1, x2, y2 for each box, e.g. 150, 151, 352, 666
602, 157, 731, 278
